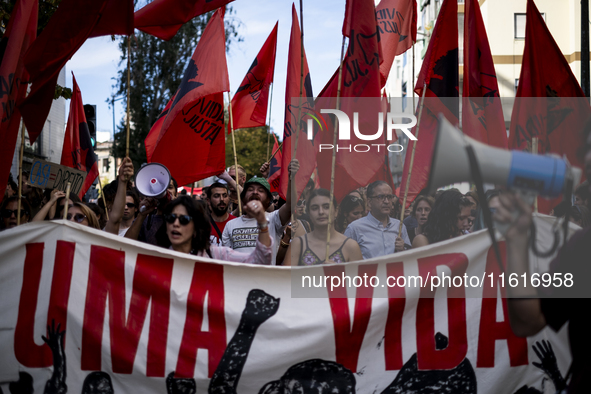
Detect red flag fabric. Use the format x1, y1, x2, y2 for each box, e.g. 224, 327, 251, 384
231, 22, 278, 130
279, 4, 315, 201
315, 0, 384, 202
0, 0, 38, 204
90, 0, 134, 38
268, 134, 282, 193
145, 94, 174, 162
508, 0, 590, 213
148, 9, 229, 185
376, 0, 417, 86
61, 74, 99, 198
19, 0, 129, 144
462, 0, 506, 149
134, 0, 234, 41
399, 0, 458, 207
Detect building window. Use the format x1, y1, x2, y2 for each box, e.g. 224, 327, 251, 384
515, 12, 545, 39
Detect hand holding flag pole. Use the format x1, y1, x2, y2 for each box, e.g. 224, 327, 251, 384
227, 91, 242, 216
399, 83, 427, 235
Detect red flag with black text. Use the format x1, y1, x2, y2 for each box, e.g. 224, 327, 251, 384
315, 0, 384, 202
509, 0, 589, 213
19, 0, 133, 144
279, 4, 315, 200
148, 9, 229, 185
375, 0, 417, 86
61, 74, 99, 199
0, 0, 38, 204
135, 0, 234, 40
462, 0, 507, 148
268, 134, 282, 193
231, 22, 278, 130
398, 0, 459, 207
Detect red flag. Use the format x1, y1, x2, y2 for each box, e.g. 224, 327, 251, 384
279, 4, 315, 200
19, 0, 131, 143
61, 74, 99, 198
462, 0, 507, 148
90, 0, 134, 38
376, 0, 417, 86
148, 9, 229, 185
268, 134, 282, 193
135, 0, 234, 41
0, 0, 38, 204
399, 0, 458, 207
145, 94, 174, 162
231, 22, 278, 130
315, 0, 384, 201
508, 0, 590, 213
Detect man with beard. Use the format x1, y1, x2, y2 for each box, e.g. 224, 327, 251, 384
222, 160, 299, 265
207, 182, 236, 246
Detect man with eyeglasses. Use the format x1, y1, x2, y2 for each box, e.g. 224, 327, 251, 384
118, 190, 139, 236
344, 180, 411, 259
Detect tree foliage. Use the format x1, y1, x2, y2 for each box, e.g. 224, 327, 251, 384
226, 127, 278, 179
111, 5, 243, 172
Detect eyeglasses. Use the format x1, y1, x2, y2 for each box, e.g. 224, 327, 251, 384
369, 194, 396, 202
67, 213, 87, 223
125, 202, 136, 208
164, 214, 193, 225
1, 209, 29, 218
297, 200, 306, 207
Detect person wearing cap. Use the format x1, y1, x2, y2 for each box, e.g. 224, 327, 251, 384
222, 159, 299, 265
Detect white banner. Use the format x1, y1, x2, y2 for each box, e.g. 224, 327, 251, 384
0, 217, 573, 393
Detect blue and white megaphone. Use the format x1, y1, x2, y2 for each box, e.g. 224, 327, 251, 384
427, 116, 582, 198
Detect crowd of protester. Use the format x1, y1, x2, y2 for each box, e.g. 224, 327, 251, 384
2, 156, 590, 267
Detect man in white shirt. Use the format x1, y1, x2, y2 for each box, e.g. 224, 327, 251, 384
222, 160, 299, 265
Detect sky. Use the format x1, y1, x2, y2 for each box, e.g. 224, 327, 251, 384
65, 0, 347, 143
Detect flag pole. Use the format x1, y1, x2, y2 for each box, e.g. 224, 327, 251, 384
532, 137, 538, 213
125, 37, 131, 158
399, 83, 427, 234
63, 182, 71, 220
325, 35, 347, 263
266, 82, 274, 160
16, 120, 25, 225
292, 0, 305, 159
98, 178, 109, 221
227, 91, 243, 216
191, 182, 195, 197
267, 142, 283, 164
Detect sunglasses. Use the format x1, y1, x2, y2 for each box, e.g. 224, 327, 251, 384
1, 209, 29, 218
297, 200, 306, 207
125, 202, 136, 208
164, 214, 193, 225
66, 213, 87, 223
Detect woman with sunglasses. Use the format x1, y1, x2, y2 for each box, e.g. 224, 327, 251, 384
66, 202, 101, 229
335, 194, 365, 234
283, 189, 362, 266
163, 195, 273, 264
0, 196, 32, 230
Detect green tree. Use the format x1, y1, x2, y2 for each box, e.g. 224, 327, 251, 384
111, 6, 242, 172
226, 127, 278, 179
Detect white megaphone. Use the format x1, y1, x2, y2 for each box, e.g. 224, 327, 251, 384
136, 163, 172, 199
427, 116, 582, 198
